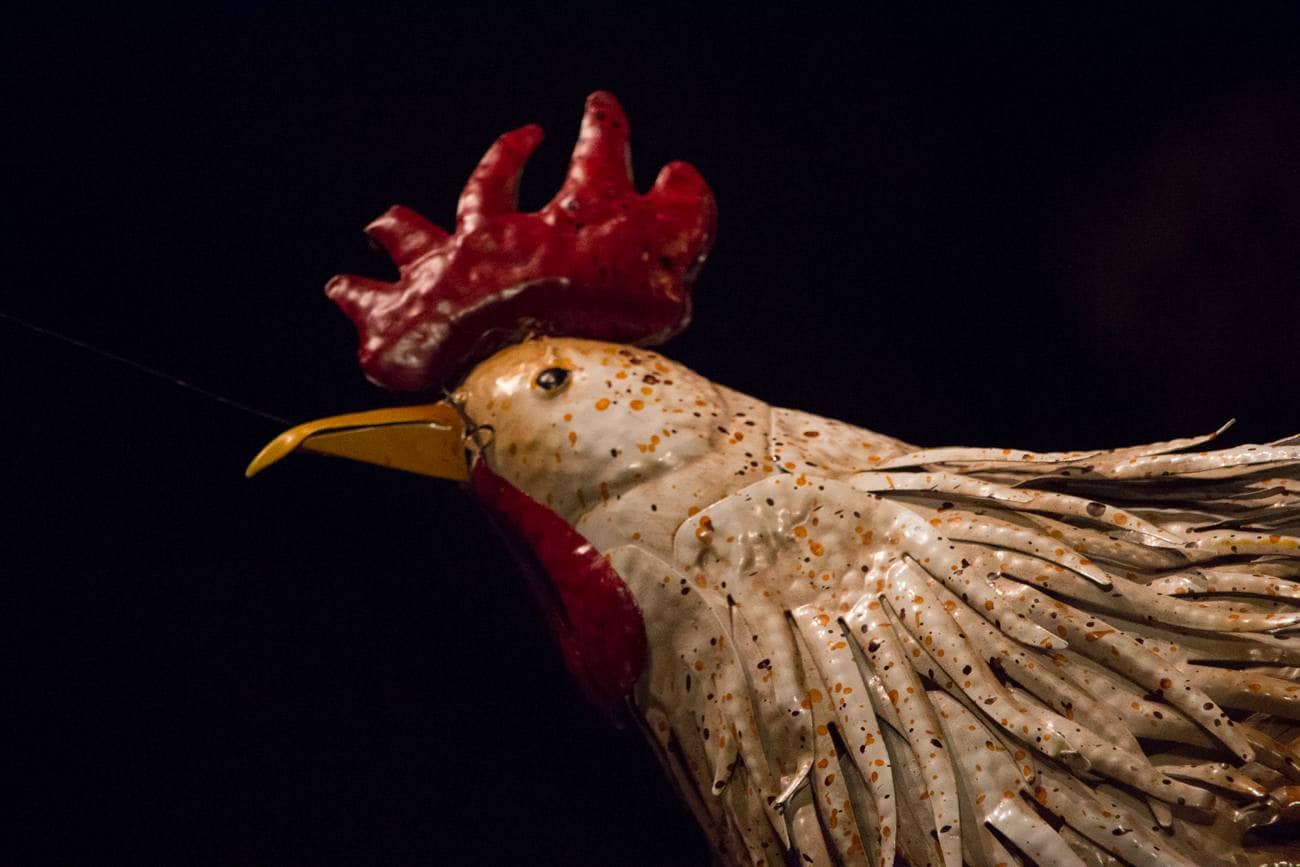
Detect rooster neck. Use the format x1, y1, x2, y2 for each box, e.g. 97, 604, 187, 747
469, 459, 647, 716
570, 388, 916, 559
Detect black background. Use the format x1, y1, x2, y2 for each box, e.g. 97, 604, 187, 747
7, 6, 1300, 865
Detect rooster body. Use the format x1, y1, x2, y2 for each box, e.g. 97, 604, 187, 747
250, 94, 1300, 867
443, 337, 1299, 866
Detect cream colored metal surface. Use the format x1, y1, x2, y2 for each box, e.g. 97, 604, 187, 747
443, 336, 1300, 867
257, 335, 1300, 866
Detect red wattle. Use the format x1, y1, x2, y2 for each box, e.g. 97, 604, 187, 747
469, 460, 648, 716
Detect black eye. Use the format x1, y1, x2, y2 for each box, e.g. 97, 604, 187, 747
535, 367, 570, 392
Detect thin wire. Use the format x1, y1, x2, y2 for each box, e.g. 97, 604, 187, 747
0, 310, 290, 425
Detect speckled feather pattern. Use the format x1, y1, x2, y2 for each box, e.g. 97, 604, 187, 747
455, 337, 1300, 867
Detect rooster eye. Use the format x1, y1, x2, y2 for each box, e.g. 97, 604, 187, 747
535, 367, 570, 393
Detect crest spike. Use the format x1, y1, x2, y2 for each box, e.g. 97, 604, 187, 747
455, 124, 545, 231
553, 90, 635, 209
364, 205, 448, 267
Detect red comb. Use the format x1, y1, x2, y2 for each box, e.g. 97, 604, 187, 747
327, 91, 717, 391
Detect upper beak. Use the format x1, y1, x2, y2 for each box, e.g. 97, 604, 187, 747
245, 401, 468, 481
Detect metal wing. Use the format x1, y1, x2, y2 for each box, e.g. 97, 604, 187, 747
614, 428, 1300, 867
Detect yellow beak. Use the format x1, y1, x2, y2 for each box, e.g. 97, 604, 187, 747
245, 401, 468, 481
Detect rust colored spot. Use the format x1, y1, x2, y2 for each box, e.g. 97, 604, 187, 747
629, 399, 645, 411
695, 515, 713, 542
594, 398, 610, 411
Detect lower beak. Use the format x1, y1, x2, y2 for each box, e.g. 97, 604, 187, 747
245, 401, 468, 481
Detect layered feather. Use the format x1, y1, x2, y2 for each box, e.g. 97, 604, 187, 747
617, 423, 1300, 867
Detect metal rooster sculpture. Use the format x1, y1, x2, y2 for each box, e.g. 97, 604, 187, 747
249, 93, 1300, 867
